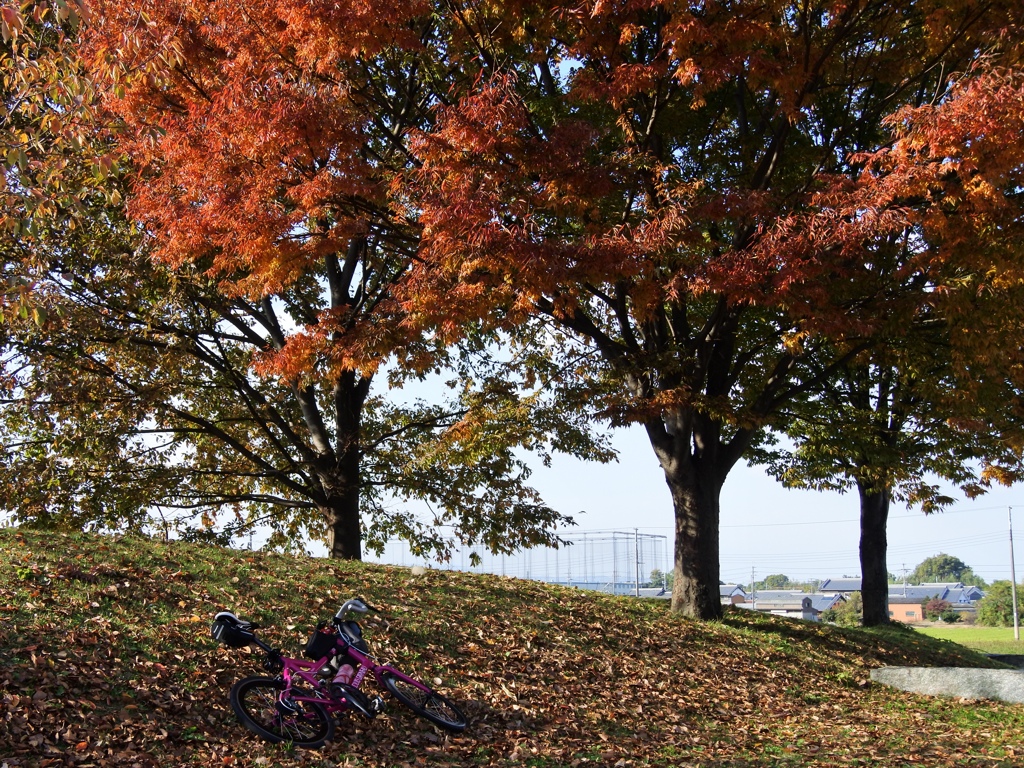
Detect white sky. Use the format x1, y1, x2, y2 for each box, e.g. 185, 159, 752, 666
519, 424, 1022, 587
305, 371, 1022, 589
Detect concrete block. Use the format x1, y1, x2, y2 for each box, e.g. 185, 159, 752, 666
871, 666, 1024, 704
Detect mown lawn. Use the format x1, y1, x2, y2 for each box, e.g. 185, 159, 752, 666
2, 528, 1024, 767
915, 625, 1024, 655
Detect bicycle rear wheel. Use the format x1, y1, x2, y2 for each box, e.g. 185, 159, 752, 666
380, 670, 467, 732
230, 675, 334, 748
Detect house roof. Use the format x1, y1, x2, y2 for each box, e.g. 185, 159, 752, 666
819, 578, 862, 593
720, 584, 747, 598
751, 589, 810, 604
945, 586, 985, 603
808, 594, 845, 612
747, 591, 841, 612
888, 595, 925, 605
637, 587, 671, 600
888, 585, 949, 601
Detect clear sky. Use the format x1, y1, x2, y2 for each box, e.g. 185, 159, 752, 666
312, 374, 1022, 589
514, 424, 1023, 587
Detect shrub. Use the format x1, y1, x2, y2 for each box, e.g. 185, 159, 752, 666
977, 581, 1024, 626
924, 598, 952, 621
824, 592, 862, 627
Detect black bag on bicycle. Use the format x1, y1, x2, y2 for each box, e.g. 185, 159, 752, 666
305, 622, 339, 660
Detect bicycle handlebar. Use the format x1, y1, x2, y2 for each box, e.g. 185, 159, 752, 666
334, 597, 377, 620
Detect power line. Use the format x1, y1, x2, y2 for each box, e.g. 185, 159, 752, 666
721, 504, 1024, 529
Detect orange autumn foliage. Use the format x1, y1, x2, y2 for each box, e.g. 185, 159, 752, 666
397, 0, 1024, 618
83, 0, 437, 381
78, 0, 1024, 614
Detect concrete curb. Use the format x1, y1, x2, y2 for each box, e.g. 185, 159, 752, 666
987, 654, 1024, 669
871, 666, 1024, 704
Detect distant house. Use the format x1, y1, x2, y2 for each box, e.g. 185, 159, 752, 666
720, 584, 747, 606
945, 585, 985, 604
914, 582, 984, 601
737, 591, 844, 622
885, 582, 986, 622
736, 578, 985, 622
887, 585, 947, 602
888, 596, 924, 623
637, 587, 671, 600
807, 593, 846, 613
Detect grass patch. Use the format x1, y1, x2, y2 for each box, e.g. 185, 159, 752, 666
2, 528, 1024, 767
915, 625, 1024, 655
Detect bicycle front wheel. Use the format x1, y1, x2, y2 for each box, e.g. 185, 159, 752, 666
380, 670, 468, 732
230, 676, 334, 748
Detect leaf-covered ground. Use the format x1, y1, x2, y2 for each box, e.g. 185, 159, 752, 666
1, 530, 1022, 767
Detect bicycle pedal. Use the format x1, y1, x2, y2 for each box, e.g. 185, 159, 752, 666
369, 697, 385, 715
275, 699, 299, 715
330, 682, 379, 719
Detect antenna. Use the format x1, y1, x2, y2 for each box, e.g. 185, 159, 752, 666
1010, 508, 1020, 642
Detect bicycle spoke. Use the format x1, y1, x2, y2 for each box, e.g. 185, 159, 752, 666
425, 694, 461, 722
230, 676, 334, 748
279, 711, 323, 742
250, 686, 280, 729
393, 679, 429, 707
381, 671, 467, 731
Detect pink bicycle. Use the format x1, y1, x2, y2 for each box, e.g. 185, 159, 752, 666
211, 597, 468, 748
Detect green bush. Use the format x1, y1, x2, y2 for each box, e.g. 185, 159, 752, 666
976, 581, 1024, 627
823, 592, 862, 627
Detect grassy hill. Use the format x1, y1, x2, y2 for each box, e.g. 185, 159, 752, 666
1, 529, 1022, 768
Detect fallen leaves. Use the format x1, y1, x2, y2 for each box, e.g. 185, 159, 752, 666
1, 529, 1023, 768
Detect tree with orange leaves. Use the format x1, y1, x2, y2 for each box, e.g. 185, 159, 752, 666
761, 65, 1024, 626
74, 0, 1024, 620
74, 0, 461, 558
402, 1, 1024, 618
3, 0, 608, 559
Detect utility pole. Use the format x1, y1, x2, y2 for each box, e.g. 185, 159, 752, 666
751, 567, 757, 611
635, 529, 641, 598
1011, 508, 1020, 642
612, 534, 617, 594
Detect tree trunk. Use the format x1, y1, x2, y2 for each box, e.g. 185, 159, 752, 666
320, 441, 362, 559
858, 480, 891, 626
316, 368, 370, 561
323, 486, 361, 560
646, 414, 729, 620
667, 467, 724, 619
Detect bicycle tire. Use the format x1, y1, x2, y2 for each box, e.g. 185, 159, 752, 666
229, 675, 334, 748
380, 670, 468, 732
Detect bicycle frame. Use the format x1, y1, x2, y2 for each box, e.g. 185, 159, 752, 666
254, 631, 435, 717
221, 600, 467, 743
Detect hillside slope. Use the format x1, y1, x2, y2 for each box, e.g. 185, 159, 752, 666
1, 529, 1022, 767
